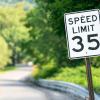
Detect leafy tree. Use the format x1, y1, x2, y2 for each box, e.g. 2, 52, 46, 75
0, 6, 30, 65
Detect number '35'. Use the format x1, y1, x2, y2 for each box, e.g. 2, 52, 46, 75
72, 34, 100, 52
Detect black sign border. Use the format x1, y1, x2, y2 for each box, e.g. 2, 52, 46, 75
64, 9, 100, 59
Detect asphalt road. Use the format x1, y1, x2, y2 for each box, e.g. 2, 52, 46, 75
0, 66, 77, 100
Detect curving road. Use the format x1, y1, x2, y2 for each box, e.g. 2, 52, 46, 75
0, 66, 76, 100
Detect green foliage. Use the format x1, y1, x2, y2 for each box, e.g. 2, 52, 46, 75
92, 57, 100, 67
0, 36, 10, 69
32, 65, 41, 79
33, 59, 58, 79
39, 59, 58, 78
49, 66, 87, 86
48, 66, 100, 93
0, 66, 16, 72
0, 5, 30, 65
0, 6, 29, 45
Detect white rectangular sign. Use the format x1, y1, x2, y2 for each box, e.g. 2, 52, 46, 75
64, 9, 100, 59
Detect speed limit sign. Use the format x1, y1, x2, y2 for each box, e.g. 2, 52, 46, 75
64, 9, 100, 59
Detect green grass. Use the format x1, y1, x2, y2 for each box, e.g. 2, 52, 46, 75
0, 66, 16, 73
48, 66, 100, 93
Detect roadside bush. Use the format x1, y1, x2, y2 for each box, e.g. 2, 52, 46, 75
32, 65, 41, 79
48, 66, 100, 93
92, 57, 100, 67
39, 65, 58, 78
33, 59, 58, 79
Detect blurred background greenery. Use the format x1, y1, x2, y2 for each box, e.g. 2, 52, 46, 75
0, 0, 100, 93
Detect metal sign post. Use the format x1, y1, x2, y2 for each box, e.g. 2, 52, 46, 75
85, 58, 95, 100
